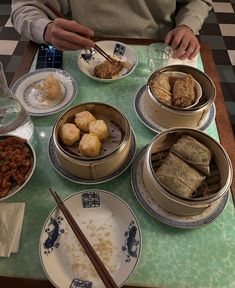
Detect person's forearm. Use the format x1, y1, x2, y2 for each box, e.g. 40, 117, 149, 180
11, 0, 69, 43
175, 0, 212, 33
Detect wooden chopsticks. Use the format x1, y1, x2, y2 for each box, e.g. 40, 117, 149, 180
45, 3, 114, 63
94, 44, 114, 63
49, 188, 118, 288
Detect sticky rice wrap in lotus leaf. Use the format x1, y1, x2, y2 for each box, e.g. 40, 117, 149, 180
155, 153, 206, 198
170, 135, 212, 176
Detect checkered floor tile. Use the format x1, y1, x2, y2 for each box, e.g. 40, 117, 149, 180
0, 1, 235, 135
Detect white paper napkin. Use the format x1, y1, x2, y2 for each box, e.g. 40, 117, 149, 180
0, 203, 25, 257
168, 54, 198, 68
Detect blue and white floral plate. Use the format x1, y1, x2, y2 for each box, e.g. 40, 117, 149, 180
39, 189, 141, 288
134, 85, 216, 133
78, 41, 138, 82
131, 147, 228, 229
11, 68, 78, 116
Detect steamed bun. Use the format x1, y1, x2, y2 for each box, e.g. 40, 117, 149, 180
74, 111, 96, 132
60, 123, 80, 145
79, 133, 101, 157
89, 120, 109, 142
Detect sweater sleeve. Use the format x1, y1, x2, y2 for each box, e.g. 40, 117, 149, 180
175, 0, 212, 33
11, 0, 69, 44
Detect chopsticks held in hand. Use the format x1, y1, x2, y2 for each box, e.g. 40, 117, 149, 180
49, 188, 118, 288
94, 44, 114, 63
44, 2, 114, 63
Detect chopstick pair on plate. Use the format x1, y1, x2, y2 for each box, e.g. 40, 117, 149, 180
49, 188, 119, 288
44, 2, 114, 63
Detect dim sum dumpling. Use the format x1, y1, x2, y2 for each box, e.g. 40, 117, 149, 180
43, 74, 62, 102
155, 153, 205, 198
151, 85, 172, 106
60, 123, 80, 146
172, 74, 196, 108
170, 135, 212, 176
94, 59, 123, 79
152, 73, 171, 92
74, 111, 96, 132
89, 120, 109, 142
79, 133, 101, 157
151, 73, 172, 105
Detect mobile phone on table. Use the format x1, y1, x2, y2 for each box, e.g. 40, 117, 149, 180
36, 44, 63, 69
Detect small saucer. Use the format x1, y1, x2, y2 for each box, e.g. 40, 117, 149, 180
12, 68, 78, 116
134, 85, 216, 133
49, 131, 136, 184
131, 147, 228, 229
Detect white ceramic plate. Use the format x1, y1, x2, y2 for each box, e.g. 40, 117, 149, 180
39, 189, 141, 288
11, 68, 78, 116
48, 131, 136, 185
131, 147, 228, 229
134, 85, 216, 133
153, 71, 202, 109
77, 41, 138, 82
0, 135, 36, 201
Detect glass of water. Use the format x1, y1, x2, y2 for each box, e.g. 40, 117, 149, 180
147, 43, 173, 73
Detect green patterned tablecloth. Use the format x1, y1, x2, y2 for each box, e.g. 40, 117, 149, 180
1, 45, 235, 288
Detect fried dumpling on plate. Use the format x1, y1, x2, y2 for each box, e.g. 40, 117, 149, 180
151, 85, 172, 106
172, 74, 196, 108
89, 120, 109, 142
155, 152, 205, 198
74, 111, 96, 132
151, 73, 172, 105
170, 135, 212, 176
43, 74, 62, 102
94, 59, 123, 79
79, 133, 101, 157
152, 73, 171, 92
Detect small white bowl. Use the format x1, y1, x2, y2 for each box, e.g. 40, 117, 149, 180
145, 65, 216, 130
77, 40, 138, 82
152, 71, 202, 109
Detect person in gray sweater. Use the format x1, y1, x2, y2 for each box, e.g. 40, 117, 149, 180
11, 0, 212, 60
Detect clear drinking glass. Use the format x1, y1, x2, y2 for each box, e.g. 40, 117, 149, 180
0, 62, 34, 140
147, 43, 173, 72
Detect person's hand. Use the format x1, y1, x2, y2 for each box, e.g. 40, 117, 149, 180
164, 25, 200, 60
44, 18, 95, 51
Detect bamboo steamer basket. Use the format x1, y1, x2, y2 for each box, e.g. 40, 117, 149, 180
52, 102, 132, 180
142, 128, 232, 216
145, 65, 216, 129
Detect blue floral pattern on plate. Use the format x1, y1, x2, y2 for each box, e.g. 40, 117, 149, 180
43, 216, 64, 255
122, 221, 140, 262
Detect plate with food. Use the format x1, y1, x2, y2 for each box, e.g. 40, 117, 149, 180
134, 85, 216, 133
0, 135, 36, 201
11, 68, 78, 116
77, 41, 138, 82
39, 189, 141, 288
131, 147, 228, 229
